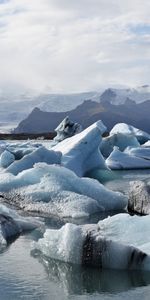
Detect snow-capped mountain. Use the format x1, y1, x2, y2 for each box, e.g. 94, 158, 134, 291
1, 85, 150, 132
100, 85, 150, 105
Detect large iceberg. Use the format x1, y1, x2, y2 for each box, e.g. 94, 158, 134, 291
34, 213, 150, 270
53, 121, 108, 176
106, 147, 150, 170
0, 164, 127, 218
110, 123, 150, 144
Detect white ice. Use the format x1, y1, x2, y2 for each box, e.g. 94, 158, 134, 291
53, 121, 108, 176
125, 147, 150, 160
0, 163, 127, 218
98, 213, 150, 255
34, 213, 150, 270
100, 133, 139, 158
106, 147, 150, 170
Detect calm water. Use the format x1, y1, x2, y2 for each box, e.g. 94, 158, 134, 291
0, 169, 150, 300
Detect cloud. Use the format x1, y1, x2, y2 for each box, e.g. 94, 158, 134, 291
0, 0, 150, 95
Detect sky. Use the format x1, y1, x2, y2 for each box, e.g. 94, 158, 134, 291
0, 0, 150, 95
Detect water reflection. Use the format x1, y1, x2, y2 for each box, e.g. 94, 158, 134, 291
31, 251, 150, 295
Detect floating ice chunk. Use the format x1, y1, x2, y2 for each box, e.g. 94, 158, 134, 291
106, 147, 150, 169
125, 147, 150, 160
0, 203, 41, 248
34, 217, 150, 270
0, 150, 15, 168
54, 116, 82, 143
34, 223, 84, 264
6, 146, 61, 175
100, 133, 139, 158
0, 164, 127, 217
1, 141, 44, 160
54, 121, 107, 176
110, 123, 150, 144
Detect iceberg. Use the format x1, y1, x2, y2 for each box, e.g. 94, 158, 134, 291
100, 133, 139, 158
53, 121, 108, 176
1, 141, 45, 160
54, 116, 82, 143
110, 123, 150, 144
6, 146, 61, 175
34, 214, 150, 270
0, 150, 15, 168
0, 164, 127, 218
106, 147, 150, 170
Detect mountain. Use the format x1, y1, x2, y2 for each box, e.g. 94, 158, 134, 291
1, 85, 150, 127
14, 99, 150, 134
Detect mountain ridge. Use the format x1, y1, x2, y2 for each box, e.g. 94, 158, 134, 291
14, 99, 150, 134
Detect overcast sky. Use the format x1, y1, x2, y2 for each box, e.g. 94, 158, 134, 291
0, 0, 150, 95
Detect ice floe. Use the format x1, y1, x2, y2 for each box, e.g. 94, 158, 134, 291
33, 213, 150, 270
125, 147, 150, 160
6, 146, 61, 175
106, 147, 150, 170
100, 133, 140, 158
0, 164, 127, 218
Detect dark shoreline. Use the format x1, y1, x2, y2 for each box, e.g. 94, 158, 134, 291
0, 132, 56, 140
